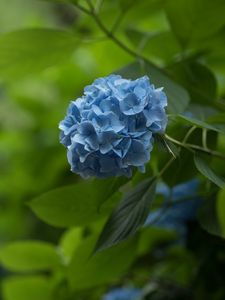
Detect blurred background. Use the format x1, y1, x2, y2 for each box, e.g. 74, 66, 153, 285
0, 0, 225, 299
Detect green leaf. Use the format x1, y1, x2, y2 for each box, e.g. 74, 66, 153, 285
162, 147, 195, 186
118, 0, 168, 21
0, 29, 78, 78
198, 197, 222, 238
194, 154, 225, 188
165, 0, 225, 47
138, 227, 177, 256
67, 234, 137, 290
126, 29, 181, 63
151, 246, 196, 285
187, 104, 219, 121
207, 113, 225, 124
59, 228, 83, 263
217, 188, 225, 236
29, 178, 127, 228
0, 241, 60, 272
117, 62, 190, 114
176, 114, 224, 134
145, 63, 190, 114
95, 178, 157, 252
2, 276, 53, 300
43, 0, 78, 3
167, 61, 217, 105
119, 0, 136, 10
155, 134, 180, 158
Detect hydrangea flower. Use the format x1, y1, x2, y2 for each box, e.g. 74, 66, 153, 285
59, 74, 167, 178
145, 179, 202, 241
102, 287, 141, 300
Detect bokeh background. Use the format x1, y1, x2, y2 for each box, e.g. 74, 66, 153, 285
0, 0, 225, 299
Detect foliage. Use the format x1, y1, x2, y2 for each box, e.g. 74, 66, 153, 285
0, 0, 225, 300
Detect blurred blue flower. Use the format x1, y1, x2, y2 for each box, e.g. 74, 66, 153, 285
145, 179, 202, 240
59, 75, 167, 178
102, 287, 141, 300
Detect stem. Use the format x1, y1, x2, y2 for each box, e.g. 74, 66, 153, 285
185, 143, 225, 160
157, 156, 176, 178
75, 3, 92, 15
86, 0, 95, 10
110, 2, 134, 34
182, 125, 197, 143
95, 0, 104, 13
164, 134, 193, 152
110, 10, 126, 34
74, 2, 225, 163
202, 128, 208, 149
164, 134, 225, 160
91, 13, 140, 58
75, 2, 161, 70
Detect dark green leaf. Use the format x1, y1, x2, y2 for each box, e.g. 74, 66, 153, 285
194, 154, 225, 188
119, 0, 136, 10
0, 29, 78, 78
95, 178, 157, 252
165, 0, 225, 47
167, 61, 217, 105
207, 113, 225, 124
29, 178, 127, 227
198, 197, 222, 237
117, 62, 190, 114
0, 241, 60, 272
138, 227, 177, 256
217, 188, 225, 237
145, 63, 190, 115
67, 234, 137, 290
162, 147, 195, 186
187, 104, 218, 121
176, 114, 224, 134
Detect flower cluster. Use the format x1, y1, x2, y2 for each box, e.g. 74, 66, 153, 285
102, 287, 141, 300
145, 179, 202, 241
59, 74, 167, 178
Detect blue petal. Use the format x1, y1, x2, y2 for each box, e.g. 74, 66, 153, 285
59, 73, 168, 178
120, 93, 146, 115
124, 140, 150, 166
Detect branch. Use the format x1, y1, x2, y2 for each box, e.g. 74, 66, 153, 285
74, 1, 161, 70
73, 3, 225, 163
164, 134, 225, 160
74, 3, 92, 15
157, 156, 176, 178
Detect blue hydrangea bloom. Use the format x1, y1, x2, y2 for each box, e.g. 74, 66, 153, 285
102, 287, 141, 300
145, 179, 202, 240
59, 75, 167, 178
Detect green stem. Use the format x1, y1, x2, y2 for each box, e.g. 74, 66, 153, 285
164, 134, 193, 152
182, 125, 197, 143
164, 134, 225, 160
95, 0, 104, 13
74, 2, 225, 163
110, 9, 126, 34
75, 3, 92, 15
157, 156, 176, 179
90, 11, 141, 59
75, 2, 162, 70
202, 128, 208, 150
